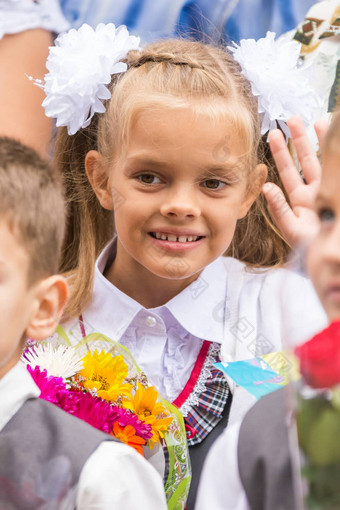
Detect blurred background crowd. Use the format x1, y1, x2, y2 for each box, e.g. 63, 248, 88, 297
58, 0, 318, 43
0, 0, 337, 157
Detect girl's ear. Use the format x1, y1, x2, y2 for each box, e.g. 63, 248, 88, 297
85, 150, 114, 210
238, 163, 268, 218
25, 276, 69, 340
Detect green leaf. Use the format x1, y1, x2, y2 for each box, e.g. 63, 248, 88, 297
297, 396, 340, 466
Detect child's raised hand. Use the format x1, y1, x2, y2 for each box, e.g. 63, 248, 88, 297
263, 116, 329, 248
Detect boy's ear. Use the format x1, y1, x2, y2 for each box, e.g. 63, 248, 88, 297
238, 163, 268, 218
85, 150, 114, 210
25, 275, 69, 341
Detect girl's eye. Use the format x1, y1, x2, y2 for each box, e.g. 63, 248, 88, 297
202, 179, 226, 190
319, 208, 334, 223
137, 174, 162, 184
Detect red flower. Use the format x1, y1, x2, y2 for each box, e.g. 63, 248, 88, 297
294, 321, 340, 388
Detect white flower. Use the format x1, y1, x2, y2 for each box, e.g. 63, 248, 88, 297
35, 23, 140, 135
23, 344, 83, 380
229, 31, 323, 137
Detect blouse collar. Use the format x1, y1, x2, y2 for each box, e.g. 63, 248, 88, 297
83, 239, 228, 344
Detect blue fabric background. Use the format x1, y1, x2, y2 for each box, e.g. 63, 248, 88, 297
59, 0, 318, 43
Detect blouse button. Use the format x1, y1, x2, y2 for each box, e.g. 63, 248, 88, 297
145, 316, 157, 327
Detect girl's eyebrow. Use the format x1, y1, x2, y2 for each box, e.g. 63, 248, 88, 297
202, 163, 246, 182
126, 155, 242, 173
125, 155, 173, 169
203, 164, 242, 174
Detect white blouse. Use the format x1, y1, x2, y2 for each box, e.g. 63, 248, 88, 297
63, 239, 327, 415
195, 421, 249, 510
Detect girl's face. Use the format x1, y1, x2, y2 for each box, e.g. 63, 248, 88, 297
307, 150, 340, 321
89, 106, 265, 293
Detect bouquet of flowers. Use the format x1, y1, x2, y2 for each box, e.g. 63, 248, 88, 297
23, 325, 191, 510
294, 321, 340, 509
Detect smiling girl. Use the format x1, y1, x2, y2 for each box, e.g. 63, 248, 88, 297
39, 26, 326, 508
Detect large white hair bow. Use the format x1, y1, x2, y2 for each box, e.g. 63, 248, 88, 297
31, 23, 140, 135
32, 26, 321, 139
229, 31, 322, 138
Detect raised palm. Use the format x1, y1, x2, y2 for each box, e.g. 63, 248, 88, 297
263, 115, 329, 247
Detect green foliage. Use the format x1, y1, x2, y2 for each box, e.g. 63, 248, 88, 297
297, 395, 340, 466
302, 463, 340, 509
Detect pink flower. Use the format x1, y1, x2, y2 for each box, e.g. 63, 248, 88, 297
60, 391, 115, 433
26, 365, 152, 441
27, 366, 66, 404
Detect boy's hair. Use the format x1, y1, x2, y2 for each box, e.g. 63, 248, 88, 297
0, 137, 65, 284
54, 38, 289, 318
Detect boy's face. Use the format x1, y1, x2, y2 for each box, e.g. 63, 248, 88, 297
307, 150, 340, 321
0, 219, 37, 378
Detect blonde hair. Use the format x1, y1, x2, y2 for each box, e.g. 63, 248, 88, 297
0, 136, 65, 285
55, 38, 289, 318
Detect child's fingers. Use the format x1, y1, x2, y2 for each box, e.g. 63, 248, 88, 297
287, 116, 321, 186
262, 182, 295, 240
268, 129, 303, 196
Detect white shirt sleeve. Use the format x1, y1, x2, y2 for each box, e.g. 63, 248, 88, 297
195, 423, 250, 510
76, 441, 167, 510
0, 0, 70, 39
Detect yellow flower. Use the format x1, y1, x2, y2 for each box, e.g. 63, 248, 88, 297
80, 350, 132, 402
124, 383, 173, 447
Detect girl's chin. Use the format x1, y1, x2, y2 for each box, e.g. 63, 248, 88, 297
144, 261, 201, 282
150, 267, 195, 281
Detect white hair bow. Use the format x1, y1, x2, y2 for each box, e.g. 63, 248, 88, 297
229, 31, 322, 138
30, 23, 140, 135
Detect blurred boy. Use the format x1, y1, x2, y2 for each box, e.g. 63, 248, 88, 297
0, 137, 167, 509
195, 113, 340, 510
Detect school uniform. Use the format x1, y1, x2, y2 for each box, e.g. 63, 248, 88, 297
0, 361, 167, 509
59, 238, 326, 508
195, 387, 298, 510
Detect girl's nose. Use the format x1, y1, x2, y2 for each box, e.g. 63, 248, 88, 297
160, 187, 201, 219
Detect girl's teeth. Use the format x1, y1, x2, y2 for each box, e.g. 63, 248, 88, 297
152, 233, 200, 242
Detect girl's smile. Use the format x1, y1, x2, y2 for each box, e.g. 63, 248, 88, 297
86, 104, 266, 306
148, 229, 206, 251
